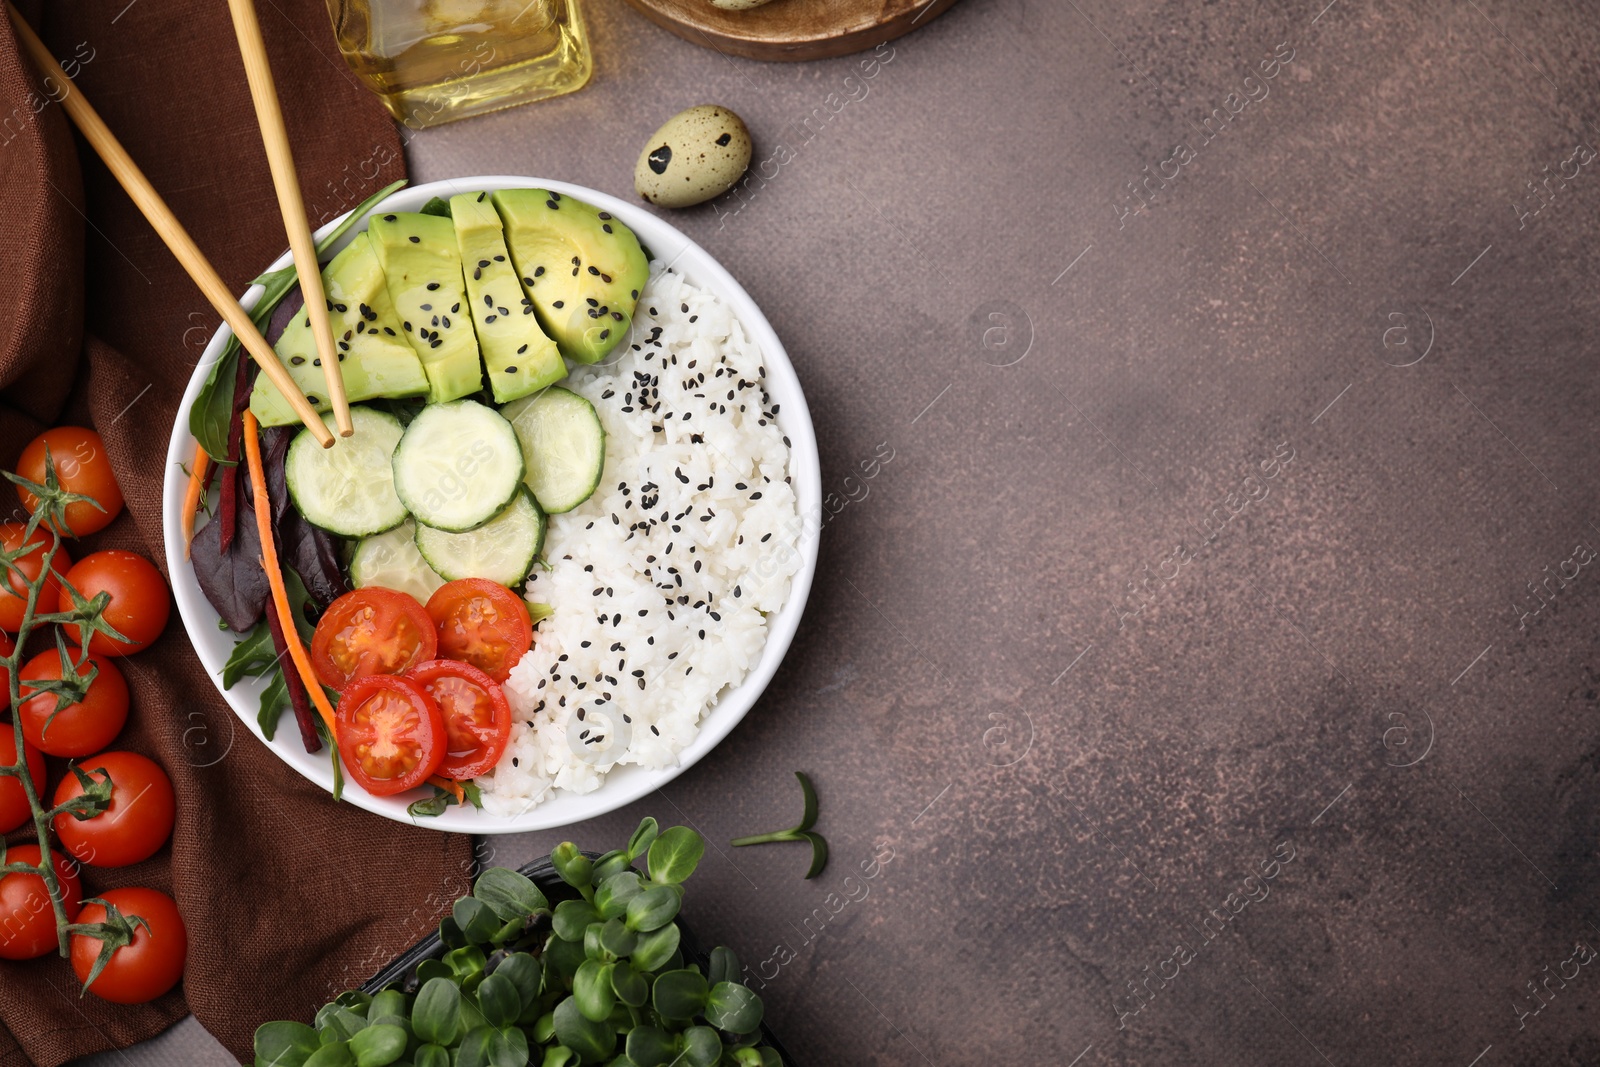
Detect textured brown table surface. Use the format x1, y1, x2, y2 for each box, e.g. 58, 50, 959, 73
80, 0, 1600, 1064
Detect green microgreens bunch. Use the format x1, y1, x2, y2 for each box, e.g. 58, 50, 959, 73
0, 447, 127, 959
255, 818, 782, 1067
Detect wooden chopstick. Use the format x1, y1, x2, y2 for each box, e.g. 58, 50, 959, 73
3, 3, 335, 448
225, 0, 352, 438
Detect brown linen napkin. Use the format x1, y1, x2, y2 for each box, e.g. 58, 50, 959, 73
0, 2, 475, 1064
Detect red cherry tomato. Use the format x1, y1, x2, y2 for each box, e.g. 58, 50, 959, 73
71, 887, 186, 1004
57, 550, 171, 656
311, 588, 438, 690
0, 523, 71, 633
16, 427, 124, 536
18, 647, 129, 757
0, 629, 12, 710
52, 751, 176, 868
0, 845, 83, 960
334, 674, 445, 796
405, 659, 513, 779
0, 730, 46, 833
425, 579, 533, 683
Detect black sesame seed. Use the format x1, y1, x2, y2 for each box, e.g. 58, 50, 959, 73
427, 282, 440, 290
505, 365, 517, 373
553, 300, 564, 308
409, 235, 420, 243
290, 355, 305, 366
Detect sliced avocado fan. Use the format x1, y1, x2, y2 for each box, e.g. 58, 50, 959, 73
450, 191, 567, 404
492, 189, 649, 365
249, 232, 430, 428
369, 211, 484, 404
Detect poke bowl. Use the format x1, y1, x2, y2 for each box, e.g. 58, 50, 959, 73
162, 176, 820, 833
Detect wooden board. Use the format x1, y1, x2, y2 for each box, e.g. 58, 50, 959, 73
619, 0, 961, 62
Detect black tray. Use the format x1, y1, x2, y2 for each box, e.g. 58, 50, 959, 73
362, 856, 797, 1065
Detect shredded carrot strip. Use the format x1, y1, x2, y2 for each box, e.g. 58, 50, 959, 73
428, 776, 465, 804
181, 445, 211, 559
242, 412, 337, 738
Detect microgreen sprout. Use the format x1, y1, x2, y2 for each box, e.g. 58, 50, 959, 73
730, 772, 828, 879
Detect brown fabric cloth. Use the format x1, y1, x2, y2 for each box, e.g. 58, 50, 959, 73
0, 2, 475, 1064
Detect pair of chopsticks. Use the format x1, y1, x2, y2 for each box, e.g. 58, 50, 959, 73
4, 1, 352, 447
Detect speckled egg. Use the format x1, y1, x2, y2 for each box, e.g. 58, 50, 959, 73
634, 105, 753, 208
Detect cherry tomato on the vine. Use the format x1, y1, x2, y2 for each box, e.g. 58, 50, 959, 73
57, 550, 171, 656
18, 647, 129, 757
0, 730, 45, 833
15, 427, 124, 536
52, 750, 176, 867
0, 845, 82, 960
71, 887, 186, 1004
0, 523, 71, 633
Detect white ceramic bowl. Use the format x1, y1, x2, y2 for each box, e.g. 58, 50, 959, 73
162, 176, 820, 834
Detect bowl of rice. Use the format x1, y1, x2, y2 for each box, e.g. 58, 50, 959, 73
162, 176, 821, 833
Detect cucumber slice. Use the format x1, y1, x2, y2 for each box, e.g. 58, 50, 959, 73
349, 520, 446, 603
391, 399, 524, 531
414, 488, 545, 585
285, 406, 407, 538
499, 387, 606, 514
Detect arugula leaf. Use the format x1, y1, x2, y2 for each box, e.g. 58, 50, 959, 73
222, 620, 279, 688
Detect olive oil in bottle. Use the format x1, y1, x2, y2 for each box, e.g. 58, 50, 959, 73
326, 0, 592, 129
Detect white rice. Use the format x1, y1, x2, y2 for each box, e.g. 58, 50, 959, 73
477, 264, 801, 816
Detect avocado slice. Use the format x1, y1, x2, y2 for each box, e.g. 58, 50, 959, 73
449, 192, 566, 404
492, 189, 649, 365
249, 232, 430, 427
369, 211, 484, 404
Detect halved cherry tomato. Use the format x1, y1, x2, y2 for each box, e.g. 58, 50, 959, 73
405, 659, 513, 779
425, 579, 533, 683
52, 750, 176, 868
57, 550, 171, 656
335, 674, 445, 796
71, 886, 186, 1004
311, 588, 437, 690
0, 523, 71, 633
0, 731, 46, 833
0, 845, 83, 960
18, 646, 129, 757
16, 426, 124, 536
